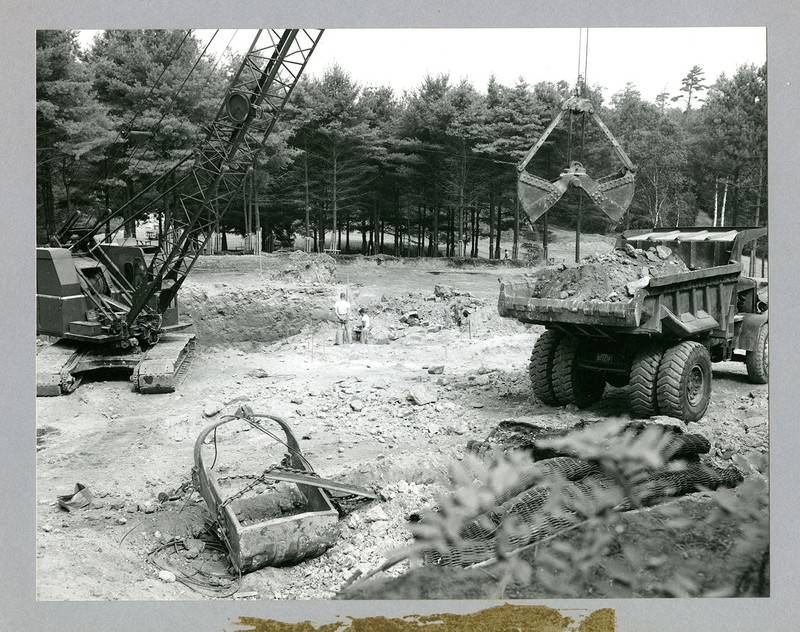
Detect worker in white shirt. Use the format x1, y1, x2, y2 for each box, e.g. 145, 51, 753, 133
354, 307, 371, 344
334, 292, 351, 344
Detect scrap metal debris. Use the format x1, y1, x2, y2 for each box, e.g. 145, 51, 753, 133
191, 405, 380, 574
57, 483, 93, 512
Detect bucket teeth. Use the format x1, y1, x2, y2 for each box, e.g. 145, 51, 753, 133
571, 170, 635, 223
517, 169, 635, 224
594, 172, 636, 222
517, 172, 568, 222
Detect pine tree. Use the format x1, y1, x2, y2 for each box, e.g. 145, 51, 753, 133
36, 30, 113, 242
694, 64, 766, 228
672, 65, 708, 111
86, 30, 228, 238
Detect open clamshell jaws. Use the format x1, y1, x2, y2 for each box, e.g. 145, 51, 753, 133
516, 96, 636, 223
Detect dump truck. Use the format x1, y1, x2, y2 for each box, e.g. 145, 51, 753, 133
498, 227, 768, 422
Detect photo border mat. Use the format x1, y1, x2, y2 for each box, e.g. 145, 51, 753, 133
2, 1, 798, 630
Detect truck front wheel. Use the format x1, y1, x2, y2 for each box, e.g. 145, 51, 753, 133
745, 323, 768, 384
529, 329, 562, 405
552, 336, 605, 408
656, 341, 712, 422
630, 344, 664, 418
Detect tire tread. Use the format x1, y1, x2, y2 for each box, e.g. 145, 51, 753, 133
552, 337, 604, 408
656, 341, 711, 422
529, 330, 562, 405
630, 344, 664, 418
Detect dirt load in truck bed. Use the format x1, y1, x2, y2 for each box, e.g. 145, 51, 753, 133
523, 244, 690, 303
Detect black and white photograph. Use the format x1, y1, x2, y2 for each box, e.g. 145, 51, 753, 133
29, 24, 775, 608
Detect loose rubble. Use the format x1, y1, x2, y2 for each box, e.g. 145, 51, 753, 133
524, 246, 690, 302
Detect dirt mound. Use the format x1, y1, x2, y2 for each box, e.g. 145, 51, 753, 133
180, 274, 522, 347
336, 254, 535, 270
180, 253, 340, 346
346, 283, 527, 342
180, 282, 335, 346
356, 287, 481, 339
274, 251, 337, 283
526, 245, 689, 302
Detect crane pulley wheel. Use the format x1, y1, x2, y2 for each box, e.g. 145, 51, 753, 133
225, 92, 251, 124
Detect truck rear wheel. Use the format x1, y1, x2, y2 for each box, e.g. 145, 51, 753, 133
745, 323, 768, 384
529, 329, 562, 405
629, 344, 664, 418
656, 341, 712, 422
552, 336, 605, 408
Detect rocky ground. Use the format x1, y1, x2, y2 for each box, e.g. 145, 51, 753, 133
35, 248, 769, 601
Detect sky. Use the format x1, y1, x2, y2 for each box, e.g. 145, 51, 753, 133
78, 27, 766, 104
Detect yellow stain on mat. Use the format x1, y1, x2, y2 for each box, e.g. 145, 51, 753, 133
232, 603, 615, 631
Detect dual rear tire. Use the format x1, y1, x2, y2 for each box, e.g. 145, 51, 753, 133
629, 341, 712, 422
656, 341, 712, 423
630, 345, 664, 418
529, 331, 604, 409
529, 333, 713, 422
528, 329, 561, 405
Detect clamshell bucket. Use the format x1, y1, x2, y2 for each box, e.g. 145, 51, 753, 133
516, 97, 636, 223
593, 170, 636, 222
517, 172, 570, 223
192, 409, 339, 572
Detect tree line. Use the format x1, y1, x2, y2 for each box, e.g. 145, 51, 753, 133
37, 30, 767, 259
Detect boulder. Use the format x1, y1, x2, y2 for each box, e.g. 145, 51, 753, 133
203, 401, 224, 417
363, 505, 390, 523
625, 276, 651, 295
409, 386, 438, 406
434, 285, 456, 299
656, 245, 673, 260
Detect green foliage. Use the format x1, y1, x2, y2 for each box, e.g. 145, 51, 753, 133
606, 85, 693, 228
398, 421, 768, 598
86, 30, 230, 235
36, 30, 114, 239
692, 64, 767, 227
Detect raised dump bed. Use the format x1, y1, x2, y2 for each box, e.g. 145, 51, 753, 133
499, 263, 743, 337
498, 227, 768, 422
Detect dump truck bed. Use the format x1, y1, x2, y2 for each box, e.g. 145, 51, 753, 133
499, 262, 743, 338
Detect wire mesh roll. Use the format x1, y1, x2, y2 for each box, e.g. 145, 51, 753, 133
420, 460, 743, 568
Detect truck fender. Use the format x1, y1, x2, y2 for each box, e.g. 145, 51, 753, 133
736, 312, 768, 351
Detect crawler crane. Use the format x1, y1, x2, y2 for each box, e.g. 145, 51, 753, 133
36, 30, 323, 396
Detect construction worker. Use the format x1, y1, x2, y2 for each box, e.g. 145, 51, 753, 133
353, 307, 371, 344
334, 292, 351, 344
